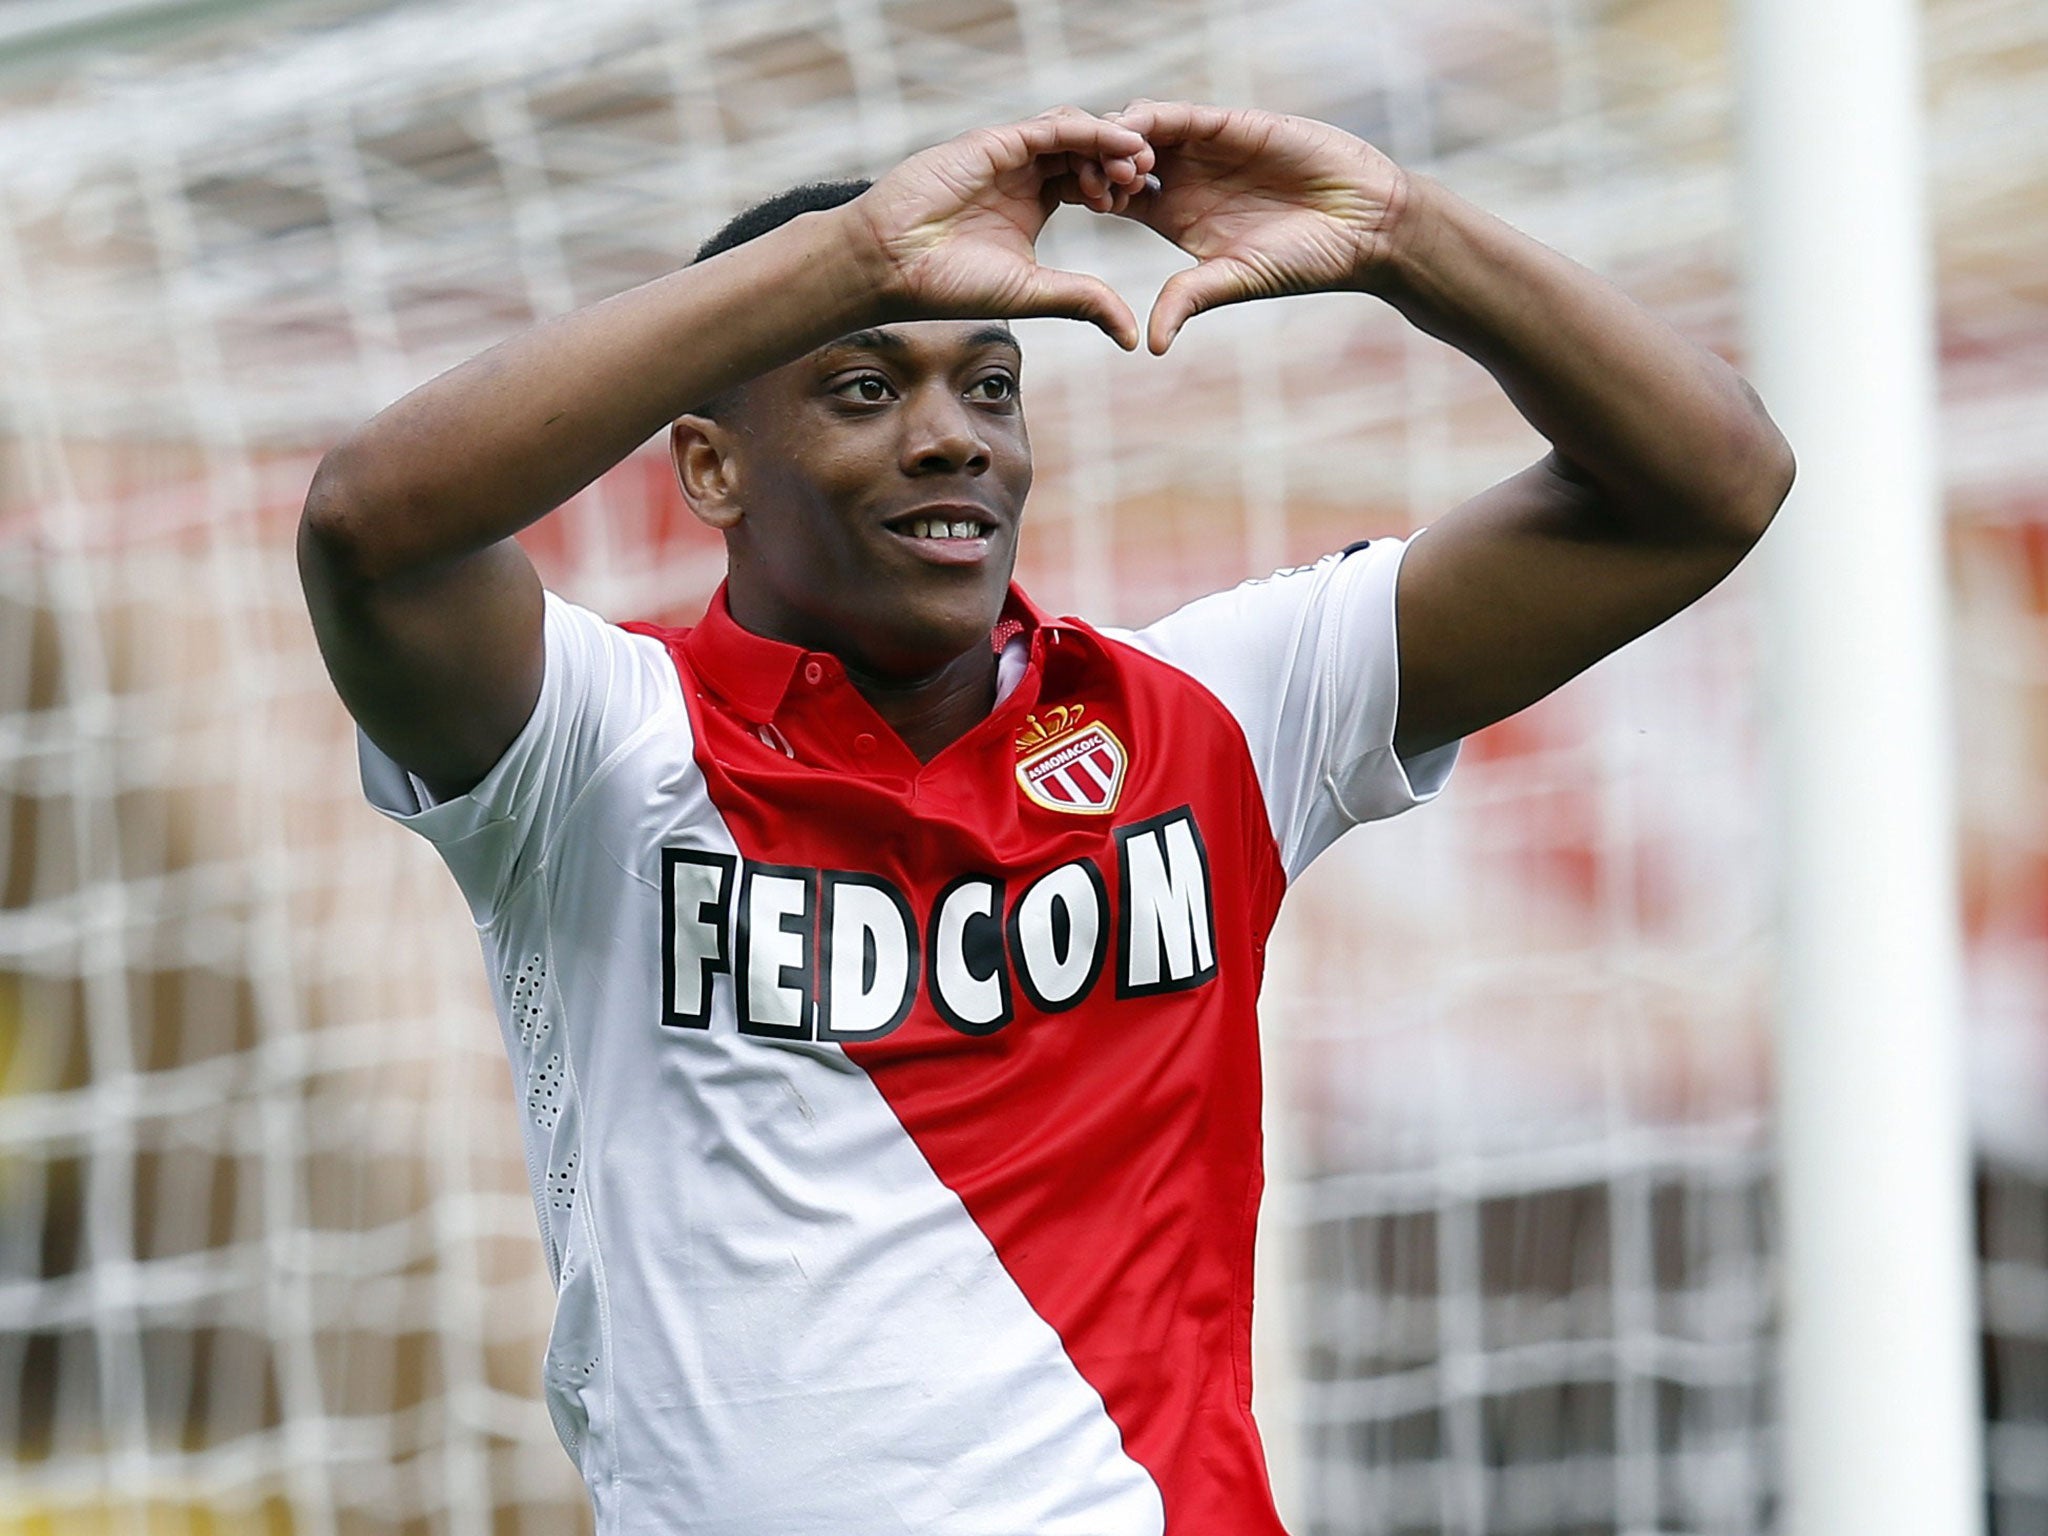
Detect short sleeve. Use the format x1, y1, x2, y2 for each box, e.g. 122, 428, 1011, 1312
1116, 533, 1457, 881
359, 591, 680, 924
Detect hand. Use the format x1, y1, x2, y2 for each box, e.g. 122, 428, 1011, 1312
1104, 102, 1409, 353
846, 107, 1156, 350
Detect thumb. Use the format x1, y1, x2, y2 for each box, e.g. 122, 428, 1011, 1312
1147, 258, 1254, 354
1019, 265, 1140, 352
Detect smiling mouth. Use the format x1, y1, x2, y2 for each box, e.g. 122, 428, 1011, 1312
880, 510, 1004, 568
889, 514, 997, 541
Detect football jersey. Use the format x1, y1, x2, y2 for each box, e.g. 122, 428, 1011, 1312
359, 535, 1456, 1535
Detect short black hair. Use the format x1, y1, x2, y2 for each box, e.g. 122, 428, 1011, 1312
693, 177, 873, 265
686, 178, 873, 418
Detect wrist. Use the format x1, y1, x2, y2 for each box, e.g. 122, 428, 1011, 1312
828, 192, 947, 329
1353, 168, 1445, 302
789, 202, 902, 331
821, 197, 904, 322
649, 207, 894, 411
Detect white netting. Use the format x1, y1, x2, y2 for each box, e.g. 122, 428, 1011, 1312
2, 1, 2045, 1532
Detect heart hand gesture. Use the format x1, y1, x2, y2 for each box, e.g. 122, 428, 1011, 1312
847, 106, 1155, 350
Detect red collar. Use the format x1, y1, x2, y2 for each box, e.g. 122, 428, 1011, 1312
678, 582, 1058, 725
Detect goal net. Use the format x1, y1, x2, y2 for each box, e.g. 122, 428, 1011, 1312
1, 0, 2044, 1532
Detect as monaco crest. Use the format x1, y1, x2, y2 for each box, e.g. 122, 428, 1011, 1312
1015, 705, 1127, 816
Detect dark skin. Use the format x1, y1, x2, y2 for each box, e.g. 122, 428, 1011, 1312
299, 102, 1792, 800
301, 106, 1152, 796
671, 323, 1030, 760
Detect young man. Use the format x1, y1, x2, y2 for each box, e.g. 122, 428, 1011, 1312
299, 102, 1791, 1534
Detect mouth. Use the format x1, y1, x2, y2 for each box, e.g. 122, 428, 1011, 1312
881, 506, 1003, 566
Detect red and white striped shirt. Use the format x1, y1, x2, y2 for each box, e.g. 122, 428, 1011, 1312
361, 535, 1455, 1534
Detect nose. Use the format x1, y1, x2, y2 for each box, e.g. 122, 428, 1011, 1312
899, 386, 991, 478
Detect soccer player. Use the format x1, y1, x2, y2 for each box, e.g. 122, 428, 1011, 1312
299, 102, 1791, 1533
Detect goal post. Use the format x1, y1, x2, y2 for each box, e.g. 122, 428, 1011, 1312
1736, 2, 1986, 1532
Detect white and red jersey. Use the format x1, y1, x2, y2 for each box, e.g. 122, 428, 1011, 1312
360, 536, 1455, 1535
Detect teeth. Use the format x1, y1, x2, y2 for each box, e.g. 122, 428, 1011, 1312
900, 517, 986, 540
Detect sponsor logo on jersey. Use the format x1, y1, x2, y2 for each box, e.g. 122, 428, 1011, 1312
1015, 706, 1126, 816
659, 806, 1215, 1044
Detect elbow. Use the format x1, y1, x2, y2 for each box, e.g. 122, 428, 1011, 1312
1733, 382, 1796, 544
299, 438, 393, 589
1696, 385, 1794, 554
1746, 414, 1797, 539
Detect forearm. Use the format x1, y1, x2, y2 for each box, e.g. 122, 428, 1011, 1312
304, 206, 885, 581
1367, 176, 1792, 542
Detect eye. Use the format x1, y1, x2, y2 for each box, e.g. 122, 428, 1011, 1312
967, 371, 1017, 404
830, 372, 895, 404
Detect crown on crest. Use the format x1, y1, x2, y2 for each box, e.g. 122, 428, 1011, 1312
1014, 704, 1086, 754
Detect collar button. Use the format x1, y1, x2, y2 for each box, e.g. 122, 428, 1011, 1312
853, 732, 877, 755
802, 660, 825, 685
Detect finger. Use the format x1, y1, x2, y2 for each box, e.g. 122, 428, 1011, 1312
1076, 158, 1111, 210
1004, 106, 1149, 167
1104, 173, 1172, 237
1040, 167, 1092, 210
1023, 266, 1140, 352
1040, 154, 1127, 215
1042, 163, 1132, 214
1106, 99, 1234, 148
1147, 258, 1253, 354
1104, 169, 1159, 216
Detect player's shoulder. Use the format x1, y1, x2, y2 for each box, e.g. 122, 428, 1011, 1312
532, 589, 691, 731
1102, 538, 1385, 659
544, 588, 685, 659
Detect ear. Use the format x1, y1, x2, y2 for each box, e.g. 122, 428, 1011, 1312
670, 415, 744, 531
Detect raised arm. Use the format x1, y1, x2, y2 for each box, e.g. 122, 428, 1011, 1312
1107, 101, 1795, 758
299, 107, 1152, 796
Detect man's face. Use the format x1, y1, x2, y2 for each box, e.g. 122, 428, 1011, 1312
705, 321, 1032, 681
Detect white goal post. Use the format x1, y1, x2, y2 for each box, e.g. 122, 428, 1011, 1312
1737, 1, 1985, 1532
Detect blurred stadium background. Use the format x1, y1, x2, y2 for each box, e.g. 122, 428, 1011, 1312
0, 0, 2043, 1531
